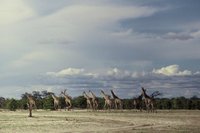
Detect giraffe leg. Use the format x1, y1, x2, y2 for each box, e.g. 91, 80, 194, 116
115, 101, 117, 109
151, 103, 156, 113
86, 103, 89, 110
92, 103, 95, 111
139, 102, 142, 112
68, 102, 72, 111
146, 104, 150, 113
108, 103, 111, 111
152, 104, 154, 113
120, 102, 123, 110
104, 102, 107, 110
94, 102, 97, 110
59, 105, 61, 111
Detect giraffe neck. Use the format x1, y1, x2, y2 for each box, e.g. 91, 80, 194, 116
64, 94, 70, 100
111, 90, 119, 99
51, 94, 57, 100
83, 92, 89, 99
91, 92, 96, 98
27, 96, 33, 101
101, 91, 107, 99
104, 94, 110, 100
143, 92, 150, 99
27, 96, 31, 100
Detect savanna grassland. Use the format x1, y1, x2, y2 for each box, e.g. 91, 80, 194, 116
0, 109, 200, 133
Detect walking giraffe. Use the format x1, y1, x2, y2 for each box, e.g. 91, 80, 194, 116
25, 93, 36, 117
100, 90, 112, 110
49, 92, 60, 111
61, 89, 72, 111
25, 93, 37, 109
83, 91, 93, 110
110, 90, 123, 109
89, 90, 99, 110
141, 87, 156, 113
133, 93, 143, 111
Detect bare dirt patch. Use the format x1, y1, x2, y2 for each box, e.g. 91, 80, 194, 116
0, 110, 199, 133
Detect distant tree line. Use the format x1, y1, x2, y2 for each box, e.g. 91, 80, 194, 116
0, 91, 200, 111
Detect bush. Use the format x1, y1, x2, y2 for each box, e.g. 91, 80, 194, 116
7, 99, 18, 111
73, 96, 86, 109
43, 96, 54, 110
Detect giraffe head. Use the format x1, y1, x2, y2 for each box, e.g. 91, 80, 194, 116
88, 90, 92, 95
48, 92, 54, 95
25, 92, 32, 98
61, 89, 67, 95
82, 91, 86, 96
61, 89, 72, 99
60, 89, 67, 95
100, 90, 104, 94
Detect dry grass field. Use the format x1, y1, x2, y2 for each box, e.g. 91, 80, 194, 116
0, 109, 200, 133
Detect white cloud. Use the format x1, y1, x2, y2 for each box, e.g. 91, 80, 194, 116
107, 68, 120, 76
56, 4, 157, 25
106, 68, 147, 79
152, 65, 192, 76
0, 0, 35, 25
107, 68, 132, 78
47, 67, 146, 79
46, 67, 100, 78
194, 71, 200, 75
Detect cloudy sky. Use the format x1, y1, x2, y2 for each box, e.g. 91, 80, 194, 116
0, 0, 200, 98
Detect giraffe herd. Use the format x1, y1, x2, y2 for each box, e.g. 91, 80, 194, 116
26, 87, 158, 114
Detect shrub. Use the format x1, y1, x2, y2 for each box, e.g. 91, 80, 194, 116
7, 99, 18, 111
43, 96, 54, 110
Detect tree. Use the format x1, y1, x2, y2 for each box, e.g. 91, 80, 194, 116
32, 91, 42, 100
43, 96, 54, 110
97, 97, 104, 109
41, 90, 49, 99
123, 99, 132, 109
59, 97, 66, 109
0, 97, 5, 108
72, 96, 86, 109
7, 99, 18, 111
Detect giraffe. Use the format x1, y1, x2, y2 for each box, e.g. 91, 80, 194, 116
133, 94, 143, 112
89, 90, 99, 110
49, 92, 60, 111
25, 93, 36, 117
83, 91, 93, 110
61, 89, 72, 111
100, 90, 112, 110
141, 87, 155, 113
110, 90, 123, 109
25, 93, 37, 109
